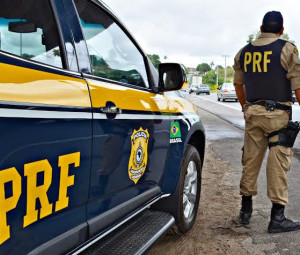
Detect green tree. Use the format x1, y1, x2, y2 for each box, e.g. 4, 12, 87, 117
203, 66, 234, 87
282, 33, 295, 43
196, 63, 211, 75
21, 53, 34, 60
147, 54, 161, 68
202, 70, 216, 85
247, 34, 254, 44
247, 31, 260, 43
53, 49, 61, 57
216, 65, 224, 69
247, 31, 294, 43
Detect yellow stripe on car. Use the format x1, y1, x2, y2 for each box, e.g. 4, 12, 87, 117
0, 63, 91, 108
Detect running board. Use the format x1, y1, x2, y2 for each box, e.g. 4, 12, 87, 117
81, 210, 174, 255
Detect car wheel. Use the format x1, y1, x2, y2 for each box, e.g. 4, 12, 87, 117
176, 145, 201, 233
152, 145, 202, 234
207, 93, 210, 95
217, 97, 220, 101
222, 98, 225, 102
235, 99, 238, 102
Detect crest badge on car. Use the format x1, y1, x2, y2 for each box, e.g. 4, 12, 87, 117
128, 128, 149, 184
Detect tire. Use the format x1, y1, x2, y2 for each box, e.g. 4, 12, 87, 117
152, 145, 202, 234
217, 96, 220, 101
208, 93, 210, 95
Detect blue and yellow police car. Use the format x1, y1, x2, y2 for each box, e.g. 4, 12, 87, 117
0, 0, 205, 254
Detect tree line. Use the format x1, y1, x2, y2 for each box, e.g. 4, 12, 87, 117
198, 64, 234, 86
147, 54, 232, 87
147, 54, 188, 73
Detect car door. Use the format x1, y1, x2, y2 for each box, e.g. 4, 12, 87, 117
0, 0, 92, 254
69, 0, 171, 236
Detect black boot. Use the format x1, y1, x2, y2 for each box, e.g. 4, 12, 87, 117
268, 203, 300, 233
239, 195, 252, 225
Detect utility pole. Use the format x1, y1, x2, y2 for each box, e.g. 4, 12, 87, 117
215, 66, 219, 86
222, 55, 229, 83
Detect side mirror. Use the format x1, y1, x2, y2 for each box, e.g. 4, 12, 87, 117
9, 21, 37, 33
158, 63, 186, 92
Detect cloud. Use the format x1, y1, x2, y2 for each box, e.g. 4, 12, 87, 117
104, 0, 300, 67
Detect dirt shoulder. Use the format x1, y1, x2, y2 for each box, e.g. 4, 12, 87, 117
148, 143, 250, 255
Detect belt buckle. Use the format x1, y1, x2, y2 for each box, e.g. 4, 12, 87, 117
265, 100, 276, 111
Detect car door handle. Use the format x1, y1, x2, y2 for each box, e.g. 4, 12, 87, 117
99, 105, 122, 114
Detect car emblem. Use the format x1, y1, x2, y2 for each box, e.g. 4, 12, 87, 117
128, 128, 149, 184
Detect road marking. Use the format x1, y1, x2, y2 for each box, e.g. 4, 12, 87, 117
189, 95, 241, 111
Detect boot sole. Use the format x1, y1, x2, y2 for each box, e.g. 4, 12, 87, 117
268, 225, 300, 233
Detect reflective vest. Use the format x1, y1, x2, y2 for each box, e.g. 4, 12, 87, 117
240, 39, 292, 102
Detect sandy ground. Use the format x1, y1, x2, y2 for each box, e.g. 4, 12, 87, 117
148, 143, 251, 255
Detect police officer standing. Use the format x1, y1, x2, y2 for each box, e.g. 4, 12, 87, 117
233, 11, 300, 233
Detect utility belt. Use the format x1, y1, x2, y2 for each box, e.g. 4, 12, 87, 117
247, 100, 291, 112
247, 100, 297, 149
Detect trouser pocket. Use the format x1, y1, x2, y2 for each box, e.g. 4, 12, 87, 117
277, 146, 293, 171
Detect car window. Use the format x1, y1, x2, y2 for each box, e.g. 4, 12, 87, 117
74, 0, 149, 88
0, 0, 63, 69
224, 83, 234, 89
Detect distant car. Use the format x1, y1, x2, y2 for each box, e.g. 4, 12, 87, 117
189, 84, 200, 94
196, 84, 210, 95
217, 83, 238, 102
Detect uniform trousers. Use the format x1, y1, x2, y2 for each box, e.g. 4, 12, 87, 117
240, 105, 293, 205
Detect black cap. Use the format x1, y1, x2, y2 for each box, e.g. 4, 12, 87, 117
262, 11, 283, 33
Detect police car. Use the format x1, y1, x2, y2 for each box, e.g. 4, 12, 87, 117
0, 0, 205, 254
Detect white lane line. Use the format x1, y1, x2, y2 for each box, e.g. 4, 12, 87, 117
190, 95, 300, 115
189, 95, 241, 111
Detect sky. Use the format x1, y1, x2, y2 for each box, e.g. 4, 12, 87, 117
103, 0, 300, 69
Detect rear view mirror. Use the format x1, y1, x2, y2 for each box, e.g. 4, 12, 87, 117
9, 21, 37, 33
158, 63, 186, 92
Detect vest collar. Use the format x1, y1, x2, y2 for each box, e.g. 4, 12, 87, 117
259, 32, 280, 39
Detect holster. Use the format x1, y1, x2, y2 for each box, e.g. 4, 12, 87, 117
268, 121, 300, 148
